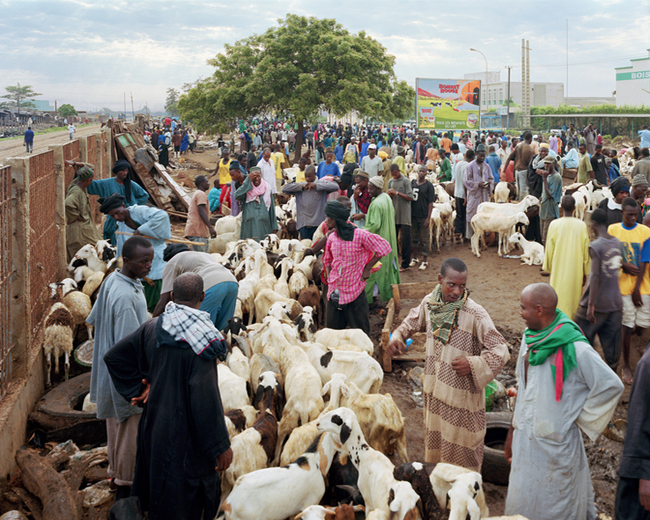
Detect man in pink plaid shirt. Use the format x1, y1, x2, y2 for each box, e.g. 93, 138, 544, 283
323, 201, 392, 334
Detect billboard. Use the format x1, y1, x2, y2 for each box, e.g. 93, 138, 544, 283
416, 78, 481, 131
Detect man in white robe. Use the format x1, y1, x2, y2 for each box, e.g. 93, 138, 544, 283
505, 283, 624, 520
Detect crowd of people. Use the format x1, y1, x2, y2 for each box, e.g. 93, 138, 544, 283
57, 115, 650, 520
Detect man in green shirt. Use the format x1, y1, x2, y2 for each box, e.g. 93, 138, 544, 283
576, 143, 594, 184
437, 151, 453, 182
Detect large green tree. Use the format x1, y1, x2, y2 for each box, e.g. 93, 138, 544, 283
1, 83, 42, 114
58, 103, 77, 118
179, 15, 414, 161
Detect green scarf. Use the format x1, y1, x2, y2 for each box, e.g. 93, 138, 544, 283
525, 310, 584, 401
427, 284, 468, 345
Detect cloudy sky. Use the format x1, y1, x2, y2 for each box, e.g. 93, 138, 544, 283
2, 0, 649, 112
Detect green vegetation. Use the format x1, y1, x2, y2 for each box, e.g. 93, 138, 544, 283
0, 83, 42, 114
178, 14, 415, 161
58, 104, 77, 118
165, 88, 179, 117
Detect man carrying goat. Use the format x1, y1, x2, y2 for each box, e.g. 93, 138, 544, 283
386, 257, 509, 472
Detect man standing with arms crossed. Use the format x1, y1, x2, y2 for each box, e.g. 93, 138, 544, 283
504, 130, 534, 200
87, 236, 154, 500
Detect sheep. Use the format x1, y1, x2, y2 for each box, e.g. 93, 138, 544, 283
222, 432, 339, 520
313, 328, 373, 356
494, 182, 510, 203
43, 303, 75, 386
470, 212, 530, 258
293, 306, 317, 343
572, 190, 588, 220
317, 408, 421, 520
295, 504, 365, 520
298, 285, 322, 329
224, 405, 258, 440
477, 194, 539, 216
70, 244, 108, 274
289, 270, 309, 300
217, 363, 251, 413
434, 184, 452, 204
253, 371, 284, 420
429, 463, 489, 520
215, 214, 242, 235
49, 278, 93, 339
254, 288, 303, 323
249, 353, 281, 389
273, 257, 292, 298
227, 346, 251, 382
238, 252, 263, 325
221, 409, 278, 504
303, 344, 383, 394
275, 337, 324, 463
279, 373, 349, 466
507, 232, 544, 266
394, 462, 445, 520
429, 208, 443, 253
338, 381, 409, 463
294, 255, 316, 281
209, 217, 243, 254
432, 202, 453, 245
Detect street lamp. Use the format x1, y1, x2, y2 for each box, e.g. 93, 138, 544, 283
470, 48, 489, 131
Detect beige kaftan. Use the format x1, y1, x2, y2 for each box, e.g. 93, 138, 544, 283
392, 294, 510, 471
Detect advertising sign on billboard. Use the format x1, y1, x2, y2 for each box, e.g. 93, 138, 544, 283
416, 78, 481, 131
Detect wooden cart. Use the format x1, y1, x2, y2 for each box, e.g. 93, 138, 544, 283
380, 282, 438, 372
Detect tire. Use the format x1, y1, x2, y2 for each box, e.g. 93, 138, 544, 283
28, 372, 106, 445
482, 411, 512, 486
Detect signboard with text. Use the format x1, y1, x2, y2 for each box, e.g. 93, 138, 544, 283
416, 78, 481, 131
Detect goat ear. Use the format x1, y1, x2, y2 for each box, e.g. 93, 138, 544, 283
415, 498, 424, 520
331, 414, 343, 426
340, 423, 351, 445
388, 488, 399, 512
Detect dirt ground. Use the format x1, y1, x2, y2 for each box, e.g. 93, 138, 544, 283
0, 124, 102, 164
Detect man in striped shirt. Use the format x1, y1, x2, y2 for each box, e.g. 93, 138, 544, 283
323, 201, 392, 334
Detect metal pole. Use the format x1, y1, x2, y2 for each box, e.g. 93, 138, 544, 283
470, 48, 488, 132
506, 66, 512, 131
566, 19, 569, 98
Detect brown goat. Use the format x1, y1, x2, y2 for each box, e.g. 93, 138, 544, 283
297, 285, 322, 329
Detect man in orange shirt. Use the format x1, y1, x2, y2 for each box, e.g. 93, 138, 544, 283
440, 132, 453, 154
185, 175, 217, 252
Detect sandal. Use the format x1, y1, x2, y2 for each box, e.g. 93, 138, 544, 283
399, 266, 410, 272
419, 262, 428, 270
409, 258, 419, 267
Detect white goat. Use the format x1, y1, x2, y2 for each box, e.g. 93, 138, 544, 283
470, 212, 530, 258
429, 463, 489, 520
313, 328, 373, 356
507, 232, 544, 266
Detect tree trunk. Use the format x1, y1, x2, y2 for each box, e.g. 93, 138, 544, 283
293, 121, 304, 164
15, 449, 80, 520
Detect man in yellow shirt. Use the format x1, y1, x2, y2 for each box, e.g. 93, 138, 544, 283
211, 147, 232, 185
608, 197, 650, 384
271, 144, 288, 193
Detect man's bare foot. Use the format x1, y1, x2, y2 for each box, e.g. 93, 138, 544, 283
622, 367, 634, 385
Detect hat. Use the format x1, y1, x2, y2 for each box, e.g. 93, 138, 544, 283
369, 176, 384, 189
112, 159, 130, 174
354, 169, 369, 179
543, 156, 556, 164
249, 166, 262, 173
632, 174, 648, 187
610, 176, 630, 196
368, 143, 377, 150
99, 193, 125, 214
539, 143, 549, 150
229, 160, 241, 171
396, 146, 405, 154
75, 166, 94, 180
476, 144, 486, 152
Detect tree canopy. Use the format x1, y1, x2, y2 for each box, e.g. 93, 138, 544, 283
58, 103, 77, 118
1, 83, 42, 114
179, 14, 414, 158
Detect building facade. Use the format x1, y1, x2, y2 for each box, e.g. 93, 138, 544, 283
464, 72, 564, 108
615, 50, 650, 107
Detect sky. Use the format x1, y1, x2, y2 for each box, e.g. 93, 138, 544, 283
1, 0, 649, 113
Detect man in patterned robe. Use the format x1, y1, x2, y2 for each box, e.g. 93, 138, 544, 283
387, 257, 509, 471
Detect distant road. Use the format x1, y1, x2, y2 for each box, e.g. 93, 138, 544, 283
0, 125, 102, 165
